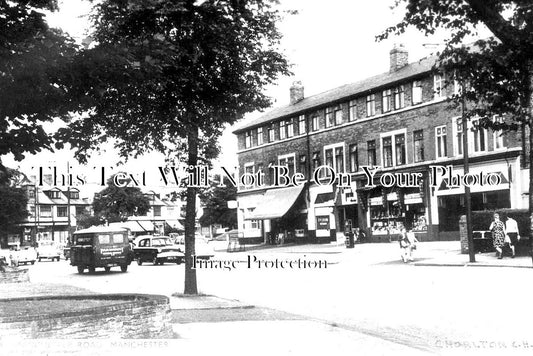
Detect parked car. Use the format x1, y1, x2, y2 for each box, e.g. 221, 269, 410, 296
209, 229, 239, 242
17, 246, 38, 265
37, 241, 61, 262
174, 234, 214, 260
0, 245, 37, 266
133, 235, 184, 265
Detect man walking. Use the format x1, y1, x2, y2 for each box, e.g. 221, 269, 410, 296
505, 215, 520, 258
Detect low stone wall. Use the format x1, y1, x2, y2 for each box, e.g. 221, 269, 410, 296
0, 268, 30, 284
0, 294, 175, 339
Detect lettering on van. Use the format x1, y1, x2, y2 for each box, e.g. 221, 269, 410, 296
100, 247, 124, 256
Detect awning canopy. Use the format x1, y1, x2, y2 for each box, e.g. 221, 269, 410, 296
165, 220, 184, 230
247, 185, 305, 220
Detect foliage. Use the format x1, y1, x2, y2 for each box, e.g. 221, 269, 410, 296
378, 0, 533, 131
472, 209, 530, 237
0, 165, 28, 233
76, 212, 105, 229
92, 176, 151, 223
199, 177, 237, 229
0, 0, 77, 161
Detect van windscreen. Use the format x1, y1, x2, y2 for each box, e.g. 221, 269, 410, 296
75, 235, 92, 245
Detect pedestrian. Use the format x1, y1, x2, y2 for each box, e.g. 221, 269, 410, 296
489, 212, 506, 259
399, 227, 418, 262
505, 215, 520, 258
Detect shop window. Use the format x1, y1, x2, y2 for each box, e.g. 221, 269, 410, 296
325, 107, 334, 128
434, 73, 445, 99
349, 99, 357, 121
412, 80, 423, 104
382, 89, 392, 113
395, 134, 406, 165
366, 94, 376, 117
382, 137, 393, 167
298, 115, 306, 135
257, 127, 263, 145
413, 130, 424, 162
312, 115, 320, 131
393, 85, 405, 110
57, 206, 68, 217
349, 144, 358, 172
279, 121, 286, 139
435, 125, 447, 159
367, 140, 376, 166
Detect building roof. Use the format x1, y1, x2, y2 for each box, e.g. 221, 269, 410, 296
233, 55, 437, 134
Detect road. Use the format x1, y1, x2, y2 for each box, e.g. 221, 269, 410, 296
23, 242, 533, 355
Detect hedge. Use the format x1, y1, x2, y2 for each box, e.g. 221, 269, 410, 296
471, 209, 530, 237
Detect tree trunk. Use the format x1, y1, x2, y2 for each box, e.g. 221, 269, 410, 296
184, 126, 199, 294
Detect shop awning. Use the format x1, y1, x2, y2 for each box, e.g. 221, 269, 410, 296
315, 192, 334, 204
247, 185, 305, 220
165, 220, 184, 230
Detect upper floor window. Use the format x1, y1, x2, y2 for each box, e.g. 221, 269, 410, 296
334, 107, 343, 126
311, 152, 320, 174
245, 130, 252, 148
367, 140, 376, 166
70, 191, 79, 199
153, 206, 162, 217
28, 189, 35, 199
349, 100, 357, 121
382, 137, 393, 167
279, 121, 286, 140
324, 144, 345, 175
257, 127, 263, 145
471, 119, 487, 153
435, 125, 447, 158
349, 144, 358, 172
455, 118, 463, 156
299, 155, 307, 178
40, 205, 52, 218
268, 124, 275, 142
47, 190, 61, 199
366, 94, 376, 117
382, 89, 392, 113
393, 85, 405, 110
312, 115, 320, 131
395, 134, 406, 165
257, 163, 264, 177
434, 73, 445, 99
412, 80, 423, 104
57, 206, 68, 218
298, 115, 306, 135
287, 119, 294, 138
325, 107, 334, 128
244, 163, 255, 188
278, 154, 295, 178
493, 116, 505, 150
381, 130, 407, 168
413, 130, 424, 162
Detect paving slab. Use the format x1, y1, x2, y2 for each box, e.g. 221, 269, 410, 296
169, 293, 253, 310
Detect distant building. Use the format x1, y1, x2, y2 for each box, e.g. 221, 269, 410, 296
233, 45, 525, 243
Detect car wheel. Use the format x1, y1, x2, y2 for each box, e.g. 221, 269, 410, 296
104, 267, 111, 272
152, 257, 158, 266
77, 266, 84, 274
137, 258, 143, 266
88, 267, 95, 274
120, 265, 128, 272
38, 258, 42, 262
31, 261, 35, 265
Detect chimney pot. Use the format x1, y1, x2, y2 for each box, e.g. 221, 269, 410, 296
390, 44, 408, 72
290, 81, 304, 105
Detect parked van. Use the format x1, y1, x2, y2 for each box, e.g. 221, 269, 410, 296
71, 226, 132, 274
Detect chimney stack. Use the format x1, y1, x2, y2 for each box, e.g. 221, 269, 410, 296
390, 44, 408, 72
290, 81, 304, 105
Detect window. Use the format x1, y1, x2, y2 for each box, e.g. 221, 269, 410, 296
298, 115, 306, 135
493, 116, 505, 150
382, 137, 393, 167
395, 134, 406, 165
257, 163, 264, 176
40, 206, 52, 217
349, 100, 357, 121
113, 234, 125, 244
299, 155, 307, 177
245, 131, 252, 148
279, 121, 286, 139
349, 144, 358, 172
435, 125, 447, 158
28, 189, 35, 199
325, 148, 334, 171
334, 107, 343, 126
413, 130, 424, 162
244, 163, 255, 188
412, 80, 423, 104
335, 147, 344, 173
268, 161, 275, 185
153, 206, 161, 217
325, 107, 334, 128
312, 152, 320, 173
57, 206, 68, 217
70, 191, 79, 199
434, 73, 445, 99
393, 85, 405, 109
455, 118, 463, 156
268, 124, 275, 142
287, 119, 294, 138
323, 145, 345, 175
278, 154, 295, 178
366, 94, 375, 117
47, 190, 60, 199
98, 234, 111, 245
312, 116, 320, 131
257, 127, 263, 145
367, 140, 376, 166
471, 119, 487, 152
382, 89, 392, 113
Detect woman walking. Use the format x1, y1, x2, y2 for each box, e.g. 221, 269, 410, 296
489, 212, 506, 259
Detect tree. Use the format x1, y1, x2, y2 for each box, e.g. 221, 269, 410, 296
0, 0, 77, 162
379, 0, 533, 253
59, 0, 290, 294
0, 164, 28, 236
92, 176, 151, 223
199, 178, 238, 230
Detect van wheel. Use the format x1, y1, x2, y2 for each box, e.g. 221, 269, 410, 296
137, 259, 143, 266
77, 266, 84, 274
120, 265, 128, 272
104, 267, 111, 272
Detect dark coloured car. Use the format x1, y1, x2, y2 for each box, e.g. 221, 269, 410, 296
133, 235, 184, 265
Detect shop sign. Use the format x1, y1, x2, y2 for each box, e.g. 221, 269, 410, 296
404, 193, 423, 204
316, 216, 330, 230
369, 197, 383, 206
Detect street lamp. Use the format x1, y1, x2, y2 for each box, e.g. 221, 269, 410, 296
461, 84, 475, 263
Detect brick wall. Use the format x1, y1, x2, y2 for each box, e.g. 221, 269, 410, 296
0, 294, 175, 339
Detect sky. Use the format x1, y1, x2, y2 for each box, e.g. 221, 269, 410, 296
4, 0, 483, 195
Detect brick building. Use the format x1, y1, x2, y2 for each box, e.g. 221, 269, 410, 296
233, 45, 526, 243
